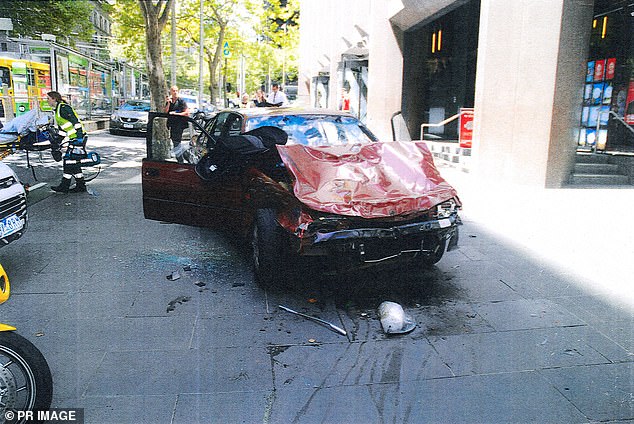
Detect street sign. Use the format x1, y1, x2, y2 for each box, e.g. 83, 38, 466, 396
223, 41, 230, 57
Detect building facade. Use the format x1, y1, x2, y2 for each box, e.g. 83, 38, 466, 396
299, 0, 633, 188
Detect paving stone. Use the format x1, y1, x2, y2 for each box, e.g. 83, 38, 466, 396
429, 326, 614, 376
540, 362, 634, 422
173, 392, 272, 424
272, 339, 452, 389
83, 347, 273, 396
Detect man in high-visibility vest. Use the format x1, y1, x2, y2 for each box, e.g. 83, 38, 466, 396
46, 91, 87, 193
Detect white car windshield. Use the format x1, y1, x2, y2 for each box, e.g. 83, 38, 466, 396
245, 115, 378, 146
120, 101, 150, 111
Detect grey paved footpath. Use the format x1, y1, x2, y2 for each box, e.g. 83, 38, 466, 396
0, 132, 631, 423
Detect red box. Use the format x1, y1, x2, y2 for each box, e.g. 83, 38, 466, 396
605, 58, 616, 80
594, 59, 605, 81
459, 108, 474, 148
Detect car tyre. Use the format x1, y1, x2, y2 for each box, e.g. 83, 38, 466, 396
418, 236, 446, 267
109, 128, 118, 135
252, 209, 288, 289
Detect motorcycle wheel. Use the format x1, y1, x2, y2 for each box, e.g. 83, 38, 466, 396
0, 332, 53, 423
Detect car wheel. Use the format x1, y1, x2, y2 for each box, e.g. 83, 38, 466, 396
109, 128, 118, 135
252, 209, 288, 289
418, 236, 446, 267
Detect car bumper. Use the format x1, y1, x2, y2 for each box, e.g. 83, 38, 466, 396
109, 121, 147, 133
0, 192, 27, 247
298, 214, 460, 265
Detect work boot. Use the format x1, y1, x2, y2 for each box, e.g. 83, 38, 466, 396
51, 178, 71, 193
69, 178, 87, 193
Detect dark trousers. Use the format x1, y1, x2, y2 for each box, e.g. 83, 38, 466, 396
62, 161, 82, 179
169, 125, 186, 163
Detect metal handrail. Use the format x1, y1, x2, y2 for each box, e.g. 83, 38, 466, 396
595, 109, 634, 152
420, 112, 461, 138
603, 110, 634, 136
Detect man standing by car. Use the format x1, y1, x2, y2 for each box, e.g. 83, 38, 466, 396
266, 83, 289, 107
165, 85, 189, 163
47, 91, 87, 193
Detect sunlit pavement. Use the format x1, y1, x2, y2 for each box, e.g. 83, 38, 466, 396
439, 163, 634, 314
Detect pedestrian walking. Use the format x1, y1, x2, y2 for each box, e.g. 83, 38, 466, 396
47, 91, 88, 193
339, 88, 350, 112
165, 85, 189, 163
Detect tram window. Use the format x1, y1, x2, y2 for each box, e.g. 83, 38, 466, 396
27, 68, 35, 86
0, 67, 10, 87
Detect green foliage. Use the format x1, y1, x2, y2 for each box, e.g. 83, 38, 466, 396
256, 0, 299, 85
0, 0, 94, 44
110, 0, 146, 66
108, 0, 299, 103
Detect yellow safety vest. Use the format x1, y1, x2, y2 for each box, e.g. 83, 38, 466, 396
55, 102, 84, 140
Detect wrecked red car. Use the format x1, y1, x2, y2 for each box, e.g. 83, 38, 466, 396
142, 108, 461, 287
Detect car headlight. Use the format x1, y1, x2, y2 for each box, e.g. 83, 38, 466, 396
435, 199, 458, 219
138, 116, 148, 123
110, 114, 118, 121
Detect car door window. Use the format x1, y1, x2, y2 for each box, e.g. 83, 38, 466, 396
227, 114, 243, 136
211, 113, 230, 137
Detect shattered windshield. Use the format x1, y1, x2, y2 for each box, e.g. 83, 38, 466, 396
245, 114, 378, 146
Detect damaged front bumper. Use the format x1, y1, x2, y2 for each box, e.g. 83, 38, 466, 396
297, 213, 460, 266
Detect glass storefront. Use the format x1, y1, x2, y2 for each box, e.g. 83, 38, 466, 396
401, 0, 480, 140
579, 0, 634, 152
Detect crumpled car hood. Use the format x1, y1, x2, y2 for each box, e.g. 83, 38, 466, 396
276, 141, 459, 218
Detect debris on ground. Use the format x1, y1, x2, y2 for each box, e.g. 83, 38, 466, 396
377, 301, 416, 335
166, 271, 181, 281
278, 304, 347, 336
167, 296, 191, 312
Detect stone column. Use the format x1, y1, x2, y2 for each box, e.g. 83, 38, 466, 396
472, 0, 593, 187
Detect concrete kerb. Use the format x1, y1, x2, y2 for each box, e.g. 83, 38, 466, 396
83, 118, 109, 132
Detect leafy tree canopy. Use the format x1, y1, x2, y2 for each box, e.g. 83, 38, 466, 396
109, 0, 298, 103
0, 0, 93, 44
110, 0, 146, 66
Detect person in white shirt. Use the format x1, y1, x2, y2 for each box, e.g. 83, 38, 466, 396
266, 82, 289, 107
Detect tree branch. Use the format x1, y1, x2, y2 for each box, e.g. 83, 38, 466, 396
158, 0, 174, 28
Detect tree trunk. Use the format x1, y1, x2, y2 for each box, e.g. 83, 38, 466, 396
206, 23, 226, 107
139, 0, 172, 160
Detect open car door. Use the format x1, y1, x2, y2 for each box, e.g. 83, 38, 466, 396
141, 112, 244, 228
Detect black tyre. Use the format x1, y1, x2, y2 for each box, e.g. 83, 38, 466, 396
418, 236, 446, 267
0, 332, 53, 423
252, 209, 288, 289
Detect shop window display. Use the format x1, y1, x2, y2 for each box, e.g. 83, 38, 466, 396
579, 58, 615, 150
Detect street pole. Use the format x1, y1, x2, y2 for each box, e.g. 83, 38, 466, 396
224, 57, 227, 107
171, 0, 176, 87
198, 0, 203, 109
